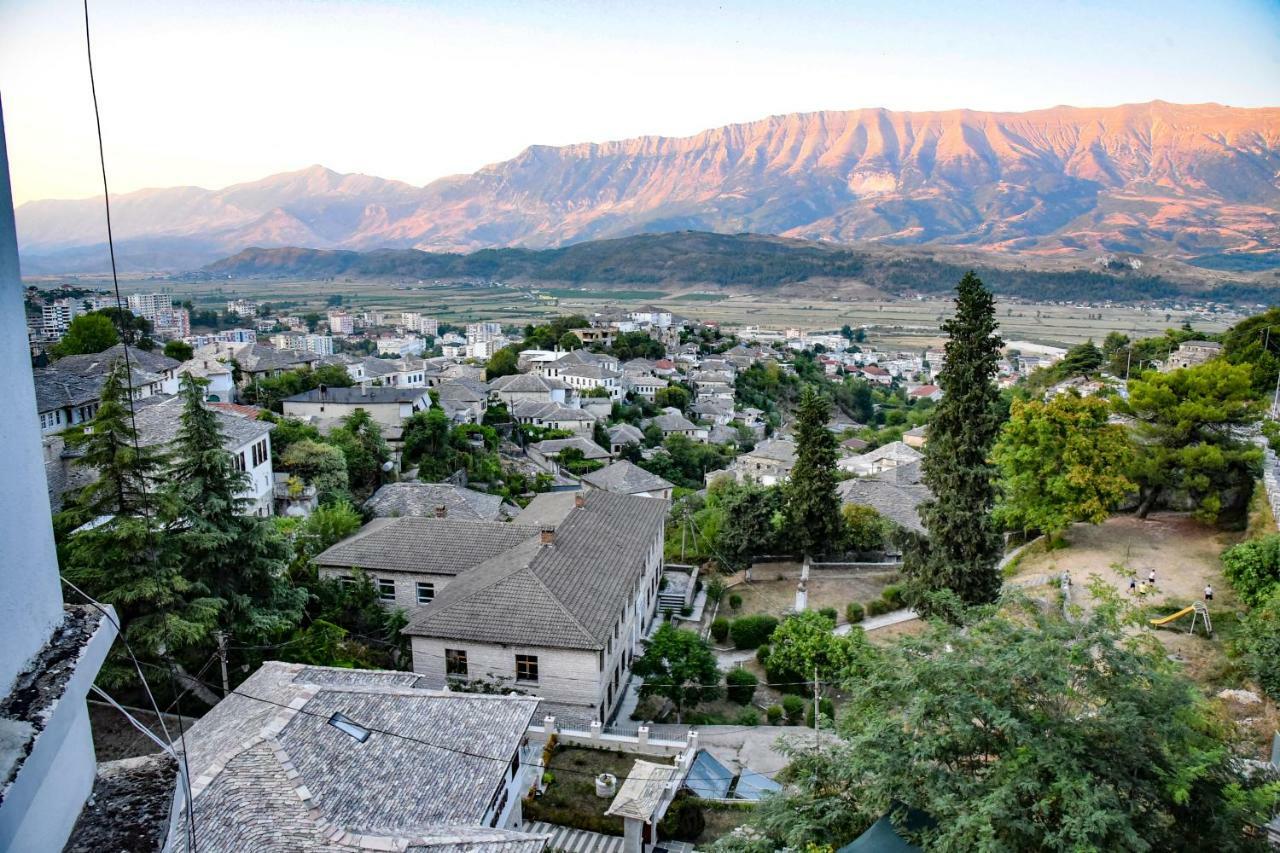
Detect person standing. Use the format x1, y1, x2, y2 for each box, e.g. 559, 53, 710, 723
1128, 577, 1137, 595
1147, 568, 1156, 587
1204, 583, 1214, 602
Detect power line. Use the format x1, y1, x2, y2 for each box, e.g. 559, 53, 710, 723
81, 1, 196, 847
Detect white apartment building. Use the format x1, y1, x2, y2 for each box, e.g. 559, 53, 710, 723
378, 335, 426, 357
40, 298, 80, 336
466, 321, 504, 343
327, 310, 355, 334
226, 298, 259, 317
270, 333, 335, 356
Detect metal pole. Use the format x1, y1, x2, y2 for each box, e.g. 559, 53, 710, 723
216, 630, 230, 695
1125, 347, 1132, 381
813, 666, 820, 750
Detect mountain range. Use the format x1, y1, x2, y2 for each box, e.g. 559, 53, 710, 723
15, 101, 1280, 274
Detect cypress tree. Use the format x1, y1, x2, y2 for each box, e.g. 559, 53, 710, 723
906, 271, 1004, 615
168, 374, 305, 648
786, 385, 841, 558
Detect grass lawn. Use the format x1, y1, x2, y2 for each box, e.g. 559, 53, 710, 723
693, 801, 758, 846
525, 746, 671, 836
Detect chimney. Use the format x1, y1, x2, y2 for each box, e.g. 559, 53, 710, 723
573, 493, 585, 509
540, 528, 555, 545
361, 383, 368, 396
434, 505, 447, 519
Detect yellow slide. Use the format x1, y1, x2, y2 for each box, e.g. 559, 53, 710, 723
1149, 606, 1195, 627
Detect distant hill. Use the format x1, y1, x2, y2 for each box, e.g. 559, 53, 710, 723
203, 231, 1277, 304
16, 101, 1280, 274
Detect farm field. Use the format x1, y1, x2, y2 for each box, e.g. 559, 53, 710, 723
86, 274, 1242, 349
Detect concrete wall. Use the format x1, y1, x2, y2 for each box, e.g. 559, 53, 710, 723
414, 638, 605, 714
0, 99, 63, 696
319, 566, 455, 610
282, 399, 410, 430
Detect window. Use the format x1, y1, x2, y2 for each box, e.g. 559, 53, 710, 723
377, 578, 396, 602
233, 452, 246, 472
250, 438, 268, 467
339, 575, 356, 589
416, 581, 435, 604
446, 648, 468, 676
515, 654, 539, 683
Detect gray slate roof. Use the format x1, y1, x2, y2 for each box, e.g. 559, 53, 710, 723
607, 423, 645, 445
364, 482, 505, 522
581, 460, 673, 496
407, 491, 668, 650
530, 437, 611, 459
511, 400, 596, 422
648, 413, 699, 433
33, 370, 102, 413
131, 394, 275, 448
285, 386, 429, 405
837, 477, 931, 534
489, 373, 568, 393
316, 516, 541, 576
53, 344, 179, 377
174, 661, 546, 853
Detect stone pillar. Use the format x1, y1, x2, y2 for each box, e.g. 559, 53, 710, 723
637, 726, 649, 749
622, 817, 644, 853
686, 730, 699, 753
543, 715, 557, 735
589, 720, 602, 740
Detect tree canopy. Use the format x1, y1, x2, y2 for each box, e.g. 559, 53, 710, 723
785, 386, 842, 558
633, 622, 721, 721
52, 312, 119, 358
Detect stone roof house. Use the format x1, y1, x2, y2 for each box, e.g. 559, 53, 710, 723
407, 491, 668, 722
581, 460, 674, 499
645, 412, 706, 442
169, 661, 548, 853
510, 400, 597, 437
363, 482, 507, 522
527, 437, 612, 472
706, 436, 796, 487
606, 423, 645, 455
838, 440, 923, 476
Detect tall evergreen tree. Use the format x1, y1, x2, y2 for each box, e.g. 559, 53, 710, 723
905, 271, 1004, 615
61, 360, 221, 683
167, 374, 305, 648
786, 385, 841, 558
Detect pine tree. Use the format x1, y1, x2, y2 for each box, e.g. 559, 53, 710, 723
786, 385, 841, 558
905, 272, 1004, 615
61, 360, 221, 683
168, 374, 305, 648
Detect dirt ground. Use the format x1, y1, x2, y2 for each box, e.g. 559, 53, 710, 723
1007, 511, 1279, 755
722, 574, 895, 624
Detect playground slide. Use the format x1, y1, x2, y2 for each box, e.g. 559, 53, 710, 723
1149, 606, 1195, 626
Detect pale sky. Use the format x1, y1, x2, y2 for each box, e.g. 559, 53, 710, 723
1, 0, 1277, 206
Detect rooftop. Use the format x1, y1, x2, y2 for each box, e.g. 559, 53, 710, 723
581, 460, 673, 496
171, 662, 546, 852
407, 491, 668, 650
315, 517, 541, 576
132, 395, 274, 449
283, 386, 429, 405
363, 482, 505, 522
529, 437, 611, 459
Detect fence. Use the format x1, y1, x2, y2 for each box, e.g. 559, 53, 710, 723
529, 715, 695, 757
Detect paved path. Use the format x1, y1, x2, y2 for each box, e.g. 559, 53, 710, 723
523, 821, 625, 853
835, 607, 917, 635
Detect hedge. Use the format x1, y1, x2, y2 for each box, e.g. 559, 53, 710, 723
730, 614, 779, 649
725, 668, 758, 705
846, 601, 865, 623
710, 617, 730, 642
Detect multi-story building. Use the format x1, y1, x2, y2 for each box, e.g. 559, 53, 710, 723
401, 312, 439, 337
327, 310, 354, 335
40, 298, 80, 336
225, 298, 259, 317
378, 335, 426, 358
185, 328, 257, 347
466, 321, 504, 343
270, 333, 334, 356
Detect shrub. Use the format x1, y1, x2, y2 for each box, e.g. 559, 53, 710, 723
881, 584, 905, 608
1222, 534, 1280, 607
705, 576, 726, 604
730, 614, 779, 649
818, 606, 838, 623
1239, 589, 1280, 701
845, 601, 865, 623
728, 593, 743, 611
781, 694, 805, 723
866, 598, 890, 617
710, 617, 730, 642
726, 668, 758, 705
735, 708, 760, 726
766, 704, 783, 724
658, 795, 706, 841
755, 643, 771, 666
804, 697, 836, 728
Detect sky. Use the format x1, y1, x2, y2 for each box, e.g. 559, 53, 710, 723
1, 0, 1277, 206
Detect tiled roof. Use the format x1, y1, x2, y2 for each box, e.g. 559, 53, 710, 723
363, 482, 505, 522
32, 369, 102, 413
530, 437, 610, 459
131, 395, 274, 449
511, 401, 596, 422
837, 477, 931, 534
407, 491, 668, 650
53, 344, 178, 377
581, 460, 673, 496
489, 373, 568, 393
512, 492, 579, 529
284, 386, 429, 404
558, 363, 620, 381
607, 423, 645, 445
358, 357, 400, 378
856, 441, 923, 465
744, 437, 796, 464
648, 413, 699, 433
316, 516, 541, 575
173, 661, 545, 853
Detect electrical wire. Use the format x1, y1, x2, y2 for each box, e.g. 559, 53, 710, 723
81, 2, 196, 847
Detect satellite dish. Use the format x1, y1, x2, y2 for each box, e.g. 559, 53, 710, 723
381, 460, 395, 472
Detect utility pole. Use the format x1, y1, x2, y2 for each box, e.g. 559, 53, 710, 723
216, 630, 230, 696
813, 666, 820, 750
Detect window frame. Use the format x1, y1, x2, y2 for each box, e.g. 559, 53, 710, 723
445, 648, 468, 677
515, 654, 539, 683
376, 578, 396, 602
415, 581, 435, 604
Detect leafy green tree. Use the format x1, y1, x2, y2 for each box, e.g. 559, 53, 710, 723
1117, 362, 1261, 523
786, 386, 842, 558
328, 408, 391, 497
486, 345, 520, 379
840, 504, 890, 553
167, 374, 306, 647
993, 393, 1135, 542
1238, 588, 1280, 701
1220, 306, 1280, 395
762, 610, 863, 689
715, 481, 785, 568
52, 312, 119, 357
1221, 534, 1280, 607
905, 272, 1003, 617
1054, 339, 1104, 378
655, 385, 690, 411
724, 598, 1280, 852
402, 408, 453, 470
640, 434, 734, 490
163, 339, 194, 362
260, 414, 321, 458
280, 439, 350, 504
558, 331, 582, 350
633, 622, 721, 721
